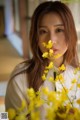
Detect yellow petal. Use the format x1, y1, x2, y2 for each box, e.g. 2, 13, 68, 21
77, 84, 80, 88
54, 54, 62, 59
46, 62, 54, 69
46, 40, 53, 49
7, 108, 16, 120
59, 64, 66, 71
49, 49, 54, 57
41, 74, 46, 81
71, 79, 77, 84
42, 52, 48, 58
76, 99, 80, 104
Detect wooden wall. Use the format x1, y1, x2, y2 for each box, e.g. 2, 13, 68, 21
0, 6, 5, 37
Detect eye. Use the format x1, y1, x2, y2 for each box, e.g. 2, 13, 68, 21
39, 29, 48, 35
56, 28, 64, 33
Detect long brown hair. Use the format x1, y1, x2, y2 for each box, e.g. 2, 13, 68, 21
27, 1, 79, 91
12, 1, 79, 91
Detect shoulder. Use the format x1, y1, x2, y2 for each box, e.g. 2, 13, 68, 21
5, 62, 29, 109
10, 61, 29, 78
5, 60, 31, 110
65, 65, 78, 72
64, 65, 80, 78
7, 72, 28, 98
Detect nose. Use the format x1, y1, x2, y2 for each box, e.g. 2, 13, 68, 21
49, 32, 57, 44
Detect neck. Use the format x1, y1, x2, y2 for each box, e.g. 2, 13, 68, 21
53, 56, 64, 68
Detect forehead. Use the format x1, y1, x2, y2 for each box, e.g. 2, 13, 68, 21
39, 12, 63, 26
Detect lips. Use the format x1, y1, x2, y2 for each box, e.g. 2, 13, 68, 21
53, 48, 58, 52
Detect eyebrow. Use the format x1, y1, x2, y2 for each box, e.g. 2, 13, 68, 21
54, 24, 64, 27
39, 24, 64, 28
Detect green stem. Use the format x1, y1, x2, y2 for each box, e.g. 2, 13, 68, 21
59, 79, 73, 107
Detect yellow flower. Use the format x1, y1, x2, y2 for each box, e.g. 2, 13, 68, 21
7, 108, 16, 120
15, 115, 26, 120
18, 100, 27, 112
46, 40, 53, 49
74, 67, 80, 74
42, 40, 53, 49
59, 64, 66, 71
56, 74, 64, 83
31, 111, 40, 120
46, 107, 56, 120
54, 53, 61, 59
48, 77, 54, 83
41, 74, 46, 81
67, 107, 80, 120
47, 91, 56, 102
46, 62, 54, 69
77, 84, 80, 88
27, 88, 36, 100
42, 87, 49, 95
71, 79, 77, 84
60, 88, 69, 102
28, 100, 35, 112
44, 70, 49, 74
49, 49, 54, 57
42, 52, 48, 58
76, 99, 80, 104
35, 96, 44, 107
63, 88, 69, 94
57, 112, 67, 119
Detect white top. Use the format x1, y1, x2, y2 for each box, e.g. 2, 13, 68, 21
5, 63, 80, 119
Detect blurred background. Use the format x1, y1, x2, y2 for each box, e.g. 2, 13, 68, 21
0, 0, 80, 111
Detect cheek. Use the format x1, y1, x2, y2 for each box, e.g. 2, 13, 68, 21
38, 41, 47, 53
38, 37, 49, 53
61, 41, 68, 53
60, 36, 67, 48
63, 40, 68, 49
58, 35, 68, 50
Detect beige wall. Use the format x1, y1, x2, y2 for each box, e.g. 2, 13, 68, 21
28, 0, 39, 17
68, 3, 80, 39
14, 0, 20, 32
68, 3, 80, 28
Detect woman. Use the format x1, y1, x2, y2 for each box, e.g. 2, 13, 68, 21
5, 1, 80, 119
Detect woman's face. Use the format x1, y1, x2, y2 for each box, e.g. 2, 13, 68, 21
38, 12, 68, 61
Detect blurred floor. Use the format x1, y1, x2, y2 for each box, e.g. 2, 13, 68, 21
0, 37, 23, 112
0, 37, 23, 81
